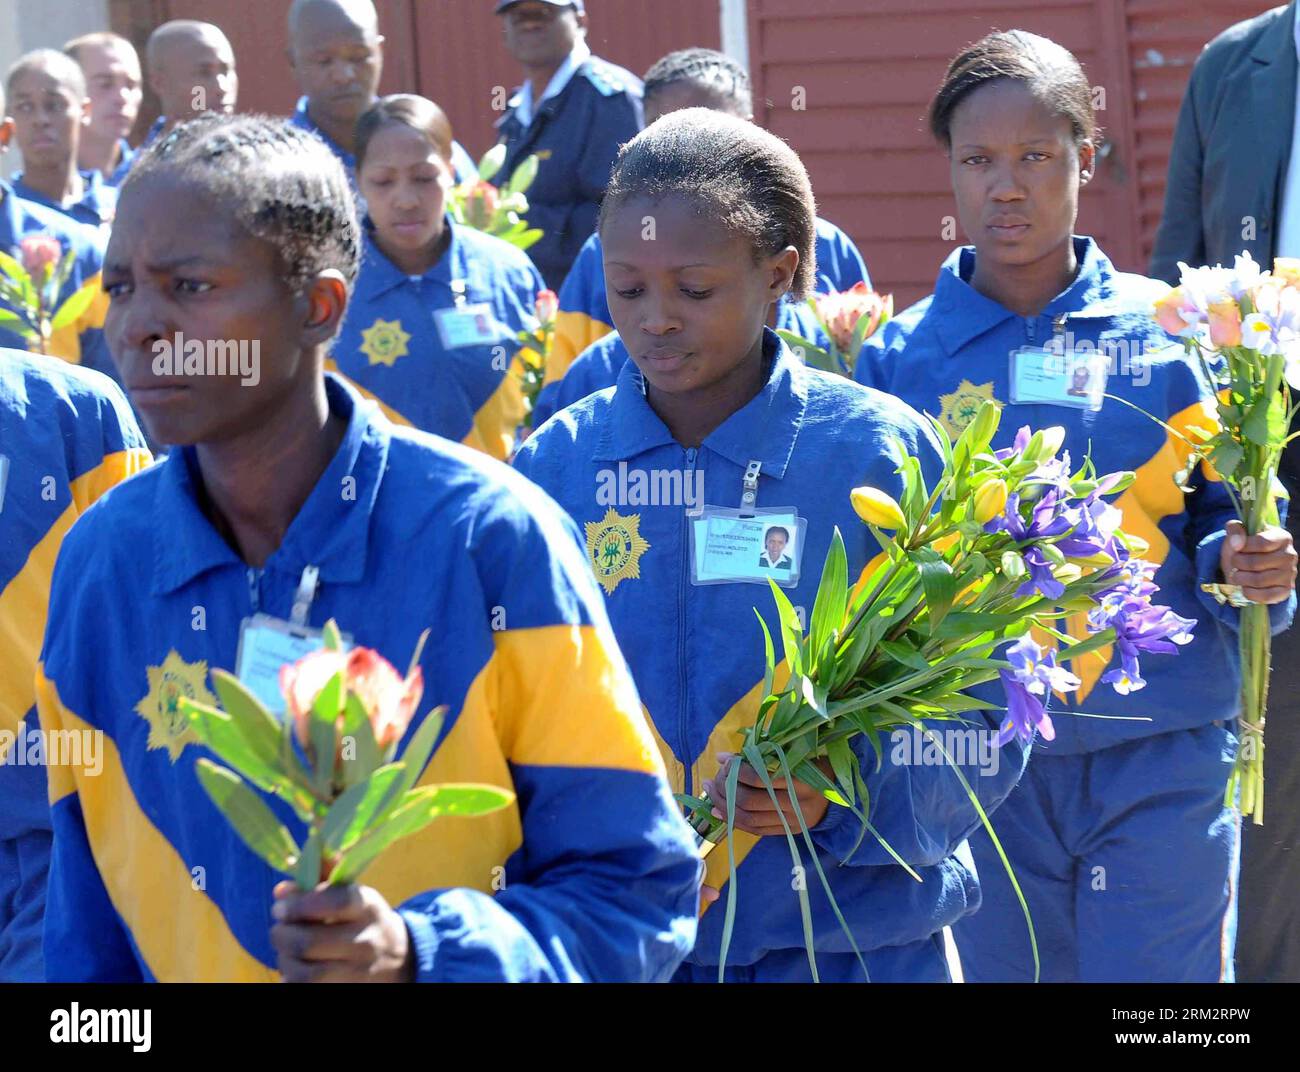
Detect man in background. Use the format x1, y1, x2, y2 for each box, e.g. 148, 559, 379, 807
1150, 1, 1300, 983
494, 0, 642, 289
64, 33, 142, 187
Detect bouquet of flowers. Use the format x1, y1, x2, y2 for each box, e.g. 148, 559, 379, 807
449, 144, 543, 252
179, 621, 513, 889
516, 288, 558, 430
678, 401, 1195, 979
0, 235, 98, 356
775, 281, 893, 377
1151, 253, 1299, 822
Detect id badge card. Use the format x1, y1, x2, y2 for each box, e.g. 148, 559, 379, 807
434, 303, 501, 350
689, 506, 807, 587
1009, 346, 1107, 411
235, 614, 352, 718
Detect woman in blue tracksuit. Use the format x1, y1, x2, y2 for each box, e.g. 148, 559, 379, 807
515, 107, 1031, 983
856, 30, 1298, 982
330, 94, 543, 461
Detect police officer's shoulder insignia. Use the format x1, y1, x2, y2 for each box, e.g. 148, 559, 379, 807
938, 379, 998, 438
135, 650, 217, 761
360, 318, 411, 367
585, 507, 650, 595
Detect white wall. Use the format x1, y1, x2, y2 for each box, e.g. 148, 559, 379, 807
0, 0, 112, 177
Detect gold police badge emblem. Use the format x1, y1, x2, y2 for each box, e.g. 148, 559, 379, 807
937, 379, 998, 439
135, 651, 217, 761
585, 508, 650, 595
360, 318, 411, 367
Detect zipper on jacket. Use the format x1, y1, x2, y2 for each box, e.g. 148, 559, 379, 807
247, 567, 261, 614
1025, 315, 1037, 346
679, 447, 698, 796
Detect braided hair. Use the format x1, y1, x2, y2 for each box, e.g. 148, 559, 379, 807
600, 108, 817, 301
643, 48, 752, 118
123, 113, 361, 293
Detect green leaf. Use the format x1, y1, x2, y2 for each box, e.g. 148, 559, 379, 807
808, 527, 848, 672
476, 143, 505, 182
755, 610, 777, 703
877, 639, 933, 671
194, 760, 299, 875
338, 693, 381, 787
505, 154, 538, 196
328, 783, 514, 884
826, 737, 857, 806
1242, 395, 1271, 447
320, 763, 405, 853
390, 705, 447, 802
911, 548, 958, 632
768, 578, 805, 678
0, 307, 37, 339
295, 826, 323, 889
1055, 626, 1116, 664
181, 698, 289, 795
209, 669, 284, 768
322, 619, 344, 651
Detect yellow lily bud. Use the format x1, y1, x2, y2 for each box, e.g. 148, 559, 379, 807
1122, 532, 1150, 557
851, 486, 907, 530
1053, 563, 1083, 585
973, 478, 1009, 523
1039, 426, 1066, 459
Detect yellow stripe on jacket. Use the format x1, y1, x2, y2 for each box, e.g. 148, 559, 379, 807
0, 448, 151, 758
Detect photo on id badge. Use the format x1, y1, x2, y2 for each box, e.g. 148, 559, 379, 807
1009, 345, 1106, 411
691, 507, 806, 587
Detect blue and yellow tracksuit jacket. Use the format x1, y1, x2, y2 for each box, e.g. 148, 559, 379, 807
288, 96, 477, 184
514, 331, 1031, 981
104, 138, 137, 188
495, 56, 643, 290
0, 183, 113, 380
329, 220, 543, 461
856, 236, 1295, 754
531, 299, 829, 430
0, 351, 151, 981
547, 217, 872, 404
12, 169, 117, 239
36, 373, 700, 982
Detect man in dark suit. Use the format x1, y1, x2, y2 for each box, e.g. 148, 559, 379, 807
494, 1, 642, 290
1151, 2, 1300, 984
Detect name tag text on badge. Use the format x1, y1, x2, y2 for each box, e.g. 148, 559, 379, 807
235, 615, 350, 718
690, 508, 805, 587
434, 303, 501, 350
1009, 346, 1107, 410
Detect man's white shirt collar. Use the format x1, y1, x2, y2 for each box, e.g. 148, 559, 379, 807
509, 39, 592, 128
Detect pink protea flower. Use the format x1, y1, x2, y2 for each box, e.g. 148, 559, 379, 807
813, 282, 892, 353
19, 235, 62, 280
464, 181, 500, 230
280, 647, 423, 754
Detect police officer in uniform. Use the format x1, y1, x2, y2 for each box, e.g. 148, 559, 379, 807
493, 1, 643, 289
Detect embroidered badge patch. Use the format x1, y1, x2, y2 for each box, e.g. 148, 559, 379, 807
135, 651, 217, 761
585, 508, 650, 595
938, 379, 998, 438
360, 318, 411, 366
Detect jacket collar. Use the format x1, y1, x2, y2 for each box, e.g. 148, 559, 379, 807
152, 374, 389, 595
593, 328, 807, 479
355, 218, 465, 303
932, 235, 1119, 356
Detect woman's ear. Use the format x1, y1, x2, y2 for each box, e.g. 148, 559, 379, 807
301, 270, 349, 348
1078, 138, 1096, 186
770, 245, 799, 300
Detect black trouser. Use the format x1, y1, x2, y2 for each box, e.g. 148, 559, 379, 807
1236, 496, 1300, 982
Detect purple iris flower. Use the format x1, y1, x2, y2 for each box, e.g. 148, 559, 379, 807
986, 490, 1079, 598
1087, 560, 1196, 694
994, 426, 1032, 462
995, 635, 1080, 745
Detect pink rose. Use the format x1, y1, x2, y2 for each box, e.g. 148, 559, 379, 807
535, 289, 558, 326
1206, 298, 1243, 348
1153, 286, 1196, 337
19, 235, 62, 280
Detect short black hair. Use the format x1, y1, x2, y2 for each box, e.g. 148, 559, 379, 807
355, 94, 454, 171
123, 113, 360, 293
929, 30, 1098, 148
600, 108, 817, 301
766, 526, 790, 542
6, 48, 87, 101
643, 48, 751, 117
